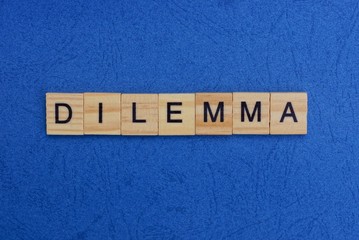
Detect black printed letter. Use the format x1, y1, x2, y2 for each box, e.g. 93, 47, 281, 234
167, 102, 182, 123
204, 102, 224, 122
55, 103, 72, 124
241, 101, 261, 122
98, 103, 103, 123
280, 102, 298, 122
132, 102, 146, 123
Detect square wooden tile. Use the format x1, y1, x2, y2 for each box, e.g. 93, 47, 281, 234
84, 93, 121, 135
233, 92, 270, 134
196, 93, 232, 135
121, 94, 158, 135
46, 93, 83, 135
159, 94, 195, 135
270, 92, 308, 135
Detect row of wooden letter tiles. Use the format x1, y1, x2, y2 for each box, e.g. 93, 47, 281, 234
46, 92, 307, 135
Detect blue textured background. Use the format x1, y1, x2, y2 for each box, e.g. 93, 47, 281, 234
1, 0, 359, 239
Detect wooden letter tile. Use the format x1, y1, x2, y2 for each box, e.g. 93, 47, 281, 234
121, 94, 158, 135
233, 93, 270, 134
84, 93, 121, 135
46, 93, 83, 135
270, 92, 307, 135
195, 93, 232, 135
159, 94, 195, 135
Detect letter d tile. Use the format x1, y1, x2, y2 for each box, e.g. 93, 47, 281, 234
46, 93, 84, 135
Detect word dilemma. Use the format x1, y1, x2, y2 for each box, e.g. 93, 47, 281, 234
46, 92, 307, 136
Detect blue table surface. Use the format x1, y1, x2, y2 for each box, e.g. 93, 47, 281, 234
1, 1, 359, 239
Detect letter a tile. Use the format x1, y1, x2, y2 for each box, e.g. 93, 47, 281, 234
270, 92, 307, 135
